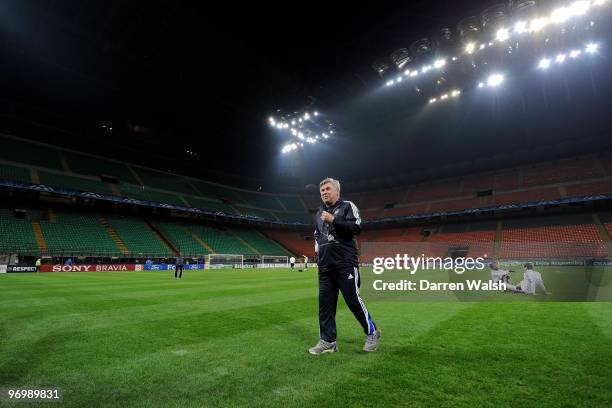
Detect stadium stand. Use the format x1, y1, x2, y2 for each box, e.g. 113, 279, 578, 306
39, 210, 120, 255
277, 195, 306, 212
0, 163, 32, 184
106, 215, 172, 256
154, 221, 212, 255
0, 136, 64, 170
189, 225, 255, 255
38, 171, 113, 195
264, 230, 315, 257
182, 196, 237, 214
63, 151, 139, 184
0, 208, 38, 254
499, 214, 607, 259
230, 228, 291, 256
2, 135, 612, 224
132, 167, 200, 196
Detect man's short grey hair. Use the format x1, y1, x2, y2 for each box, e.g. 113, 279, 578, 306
319, 177, 341, 193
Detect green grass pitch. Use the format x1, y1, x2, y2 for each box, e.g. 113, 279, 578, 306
1, 268, 611, 407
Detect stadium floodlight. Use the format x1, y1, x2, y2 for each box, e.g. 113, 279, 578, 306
440, 94, 449, 100
396, 76, 403, 83
567, 1, 590, 16
478, 82, 485, 88
452, 56, 458, 61
496, 28, 510, 42
429, 97, 437, 103
585, 43, 598, 53
538, 58, 552, 69
569, 49, 582, 58
451, 89, 461, 97
314, 111, 319, 116
479, 43, 486, 50
421, 65, 432, 73
514, 21, 528, 34
322, 133, 329, 138
593, 0, 607, 5
291, 120, 296, 125
556, 54, 567, 63
304, 113, 311, 120
433, 58, 447, 69
487, 73, 504, 87
410, 70, 418, 77
386, 80, 395, 87
329, 130, 334, 134
529, 17, 549, 32
465, 42, 476, 54
550, 7, 572, 24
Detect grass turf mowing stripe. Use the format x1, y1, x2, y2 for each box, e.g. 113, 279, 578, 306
1, 270, 610, 407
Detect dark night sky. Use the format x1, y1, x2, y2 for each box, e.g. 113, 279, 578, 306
1, 0, 612, 192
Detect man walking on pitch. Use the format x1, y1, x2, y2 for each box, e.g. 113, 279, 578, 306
309, 177, 380, 355
175, 256, 184, 279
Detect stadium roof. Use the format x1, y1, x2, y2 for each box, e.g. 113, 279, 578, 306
2, 0, 612, 192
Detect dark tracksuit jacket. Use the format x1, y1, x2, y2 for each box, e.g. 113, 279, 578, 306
314, 198, 376, 342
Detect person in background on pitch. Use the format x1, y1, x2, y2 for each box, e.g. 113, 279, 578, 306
506, 263, 551, 295
489, 261, 511, 284
303, 254, 309, 270
309, 177, 380, 355
289, 256, 295, 269
175, 256, 184, 279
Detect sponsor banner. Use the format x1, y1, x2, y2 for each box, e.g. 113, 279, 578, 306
0, 265, 7, 273
40, 264, 140, 272
143, 264, 204, 271
7, 265, 38, 273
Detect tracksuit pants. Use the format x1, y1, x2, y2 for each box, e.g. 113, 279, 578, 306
175, 265, 183, 278
319, 266, 376, 342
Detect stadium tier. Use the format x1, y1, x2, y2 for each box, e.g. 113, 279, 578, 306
0, 208, 39, 254
39, 210, 120, 256
106, 215, 173, 256
2, 135, 612, 224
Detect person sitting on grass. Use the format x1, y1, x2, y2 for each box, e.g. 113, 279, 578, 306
506, 263, 551, 295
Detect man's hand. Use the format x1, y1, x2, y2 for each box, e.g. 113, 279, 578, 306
320, 211, 335, 224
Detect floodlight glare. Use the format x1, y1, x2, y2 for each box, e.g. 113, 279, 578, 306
569, 49, 582, 58
386, 80, 395, 86
585, 43, 598, 53
496, 28, 510, 42
478, 82, 485, 88
314, 111, 319, 116
429, 98, 437, 103
433, 59, 447, 69
440, 94, 449, 100
567, 1, 590, 16
410, 70, 418, 77
550, 7, 571, 23
538, 58, 552, 69
465, 42, 476, 54
451, 89, 461, 97
396, 76, 403, 82
529, 17, 549, 32
556, 54, 567, 63
514, 21, 528, 34
487, 74, 504, 87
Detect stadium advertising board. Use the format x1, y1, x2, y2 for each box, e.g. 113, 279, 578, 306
40, 264, 143, 272
0, 265, 6, 273
143, 264, 204, 271
6, 265, 38, 273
